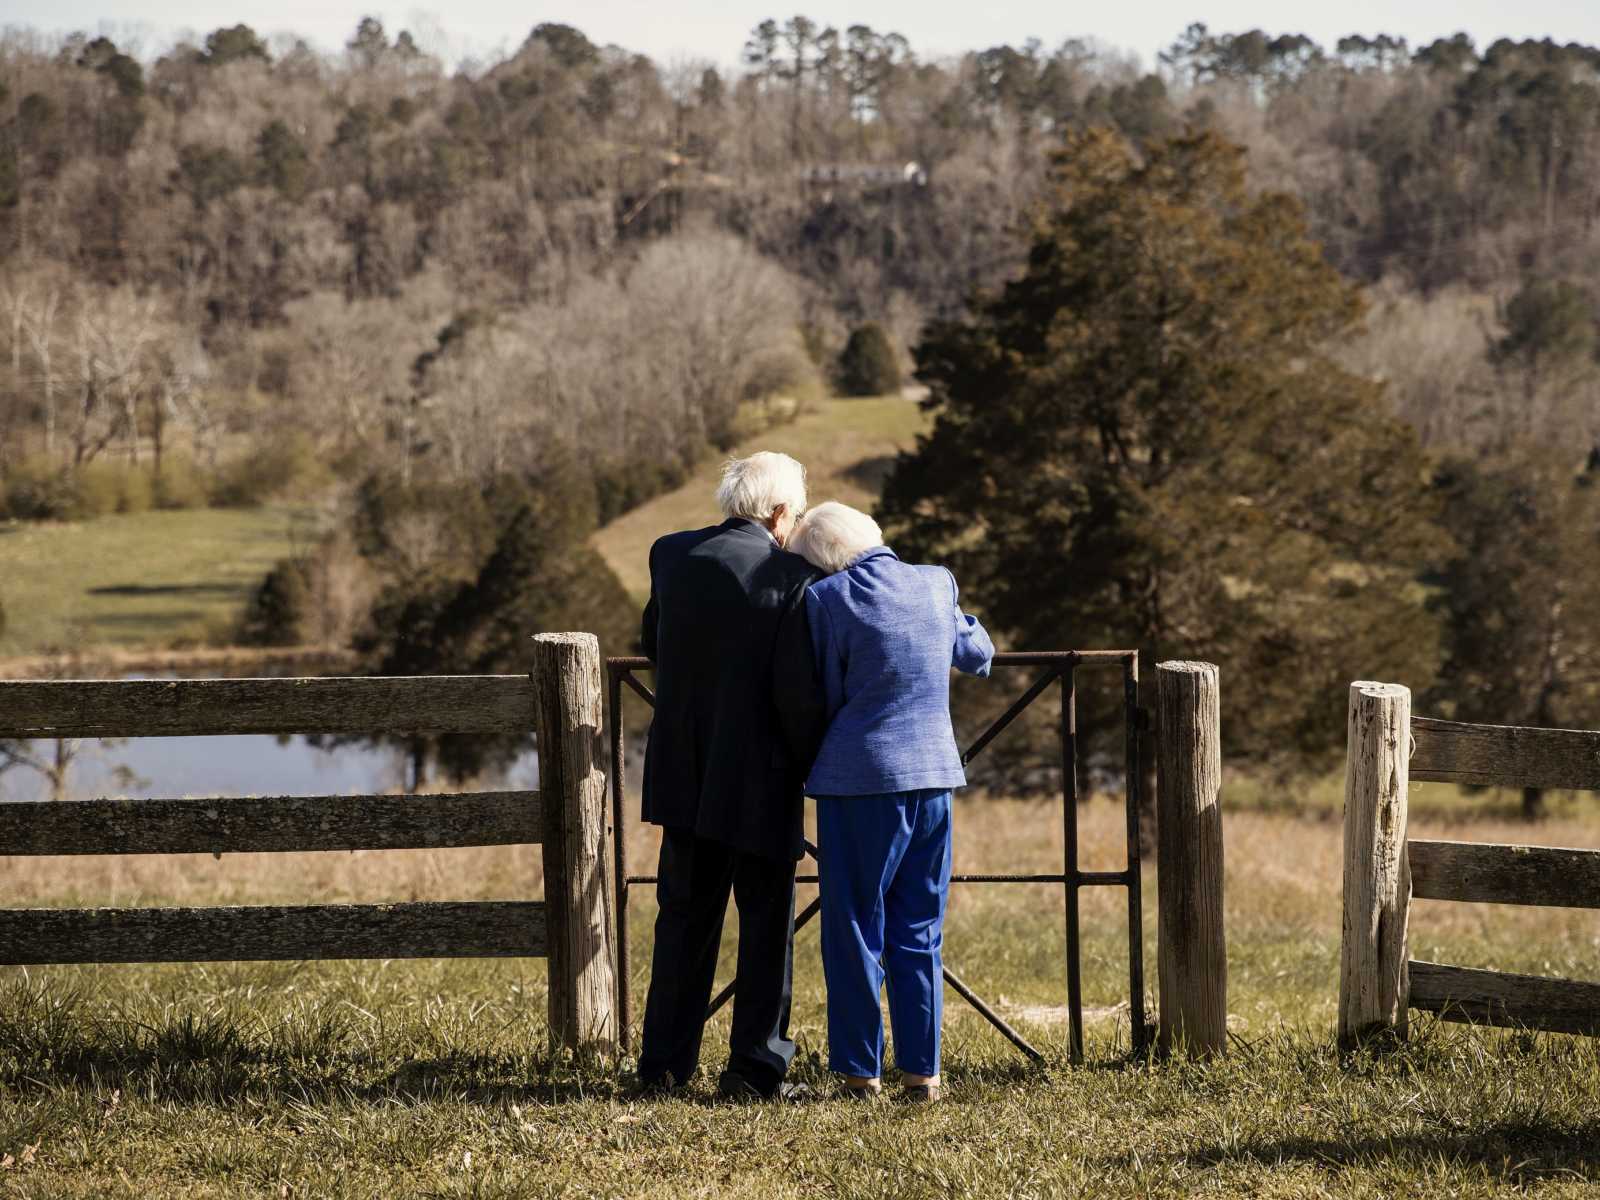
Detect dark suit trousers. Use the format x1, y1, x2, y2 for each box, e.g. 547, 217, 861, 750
637, 827, 797, 1092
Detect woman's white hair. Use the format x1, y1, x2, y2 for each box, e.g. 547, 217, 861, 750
789, 501, 884, 574
715, 451, 808, 522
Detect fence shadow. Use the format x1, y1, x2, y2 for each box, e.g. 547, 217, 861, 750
1106, 1122, 1600, 1185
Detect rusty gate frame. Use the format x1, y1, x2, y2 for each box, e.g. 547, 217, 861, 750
606, 650, 1146, 1065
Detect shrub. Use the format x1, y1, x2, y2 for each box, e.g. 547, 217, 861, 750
1, 458, 198, 520
238, 557, 311, 646
1, 459, 77, 520
592, 456, 690, 525
115, 466, 154, 514
211, 433, 330, 507
71, 462, 124, 517
153, 453, 210, 510
837, 322, 903, 397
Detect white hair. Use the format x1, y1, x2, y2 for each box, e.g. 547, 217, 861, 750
715, 451, 807, 522
789, 501, 884, 574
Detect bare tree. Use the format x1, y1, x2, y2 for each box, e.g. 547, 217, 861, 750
18, 283, 61, 460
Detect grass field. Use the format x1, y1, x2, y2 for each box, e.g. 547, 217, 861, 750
593, 394, 931, 604
4, 788, 1600, 1197
0, 506, 316, 659
0, 394, 921, 660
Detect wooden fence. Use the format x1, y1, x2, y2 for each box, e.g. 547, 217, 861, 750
1338, 681, 1600, 1047
0, 631, 617, 1053
0, 634, 1233, 1062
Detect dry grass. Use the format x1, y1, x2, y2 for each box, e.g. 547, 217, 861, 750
8, 794, 1598, 1032
4, 792, 1600, 1196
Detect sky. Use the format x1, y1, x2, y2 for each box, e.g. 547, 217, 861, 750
5, 0, 1599, 73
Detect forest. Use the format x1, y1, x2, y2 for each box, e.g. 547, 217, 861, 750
2, 17, 1600, 798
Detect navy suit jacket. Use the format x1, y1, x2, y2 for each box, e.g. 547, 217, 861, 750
640, 517, 825, 861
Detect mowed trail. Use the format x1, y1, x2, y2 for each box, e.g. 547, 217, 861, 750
591, 393, 930, 604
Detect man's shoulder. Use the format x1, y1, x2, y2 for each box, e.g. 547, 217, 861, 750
650, 524, 724, 560
772, 548, 823, 586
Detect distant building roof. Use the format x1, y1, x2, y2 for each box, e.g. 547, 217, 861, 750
800, 161, 928, 187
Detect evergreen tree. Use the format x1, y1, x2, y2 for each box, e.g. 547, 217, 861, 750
880, 128, 1445, 767
355, 461, 636, 783
837, 322, 902, 396
199, 25, 271, 67
257, 120, 311, 200
1426, 451, 1600, 817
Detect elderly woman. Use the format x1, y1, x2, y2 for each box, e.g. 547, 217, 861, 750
787, 501, 994, 1103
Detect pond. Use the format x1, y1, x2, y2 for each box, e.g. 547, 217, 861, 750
0, 671, 541, 803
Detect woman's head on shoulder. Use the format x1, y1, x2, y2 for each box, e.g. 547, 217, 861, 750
789, 501, 885, 575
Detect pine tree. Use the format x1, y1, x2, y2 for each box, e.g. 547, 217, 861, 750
1426, 451, 1600, 817
837, 323, 902, 397
880, 128, 1446, 767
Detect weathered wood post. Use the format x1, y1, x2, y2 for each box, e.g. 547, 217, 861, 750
531, 632, 617, 1054
1338, 680, 1412, 1049
1155, 660, 1227, 1057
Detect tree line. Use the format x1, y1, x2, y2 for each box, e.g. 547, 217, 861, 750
3, 17, 1600, 803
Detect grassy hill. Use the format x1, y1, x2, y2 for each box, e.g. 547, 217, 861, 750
0, 395, 926, 660
593, 393, 931, 604
0, 505, 314, 658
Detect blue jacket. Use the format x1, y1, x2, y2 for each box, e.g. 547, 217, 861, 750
804, 547, 994, 796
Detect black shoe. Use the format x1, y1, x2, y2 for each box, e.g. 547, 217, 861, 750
625, 1070, 684, 1100
717, 1070, 813, 1103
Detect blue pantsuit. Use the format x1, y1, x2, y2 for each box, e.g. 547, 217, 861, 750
802, 546, 993, 1081
817, 789, 953, 1078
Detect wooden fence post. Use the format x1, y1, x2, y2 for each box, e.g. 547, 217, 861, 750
1155, 660, 1227, 1057
531, 632, 617, 1054
1338, 680, 1412, 1048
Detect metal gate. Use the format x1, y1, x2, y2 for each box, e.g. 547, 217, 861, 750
606, 650, 1147, 1065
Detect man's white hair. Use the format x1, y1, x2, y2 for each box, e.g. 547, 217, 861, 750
715, 451, 808, 522
789, 501, 884, 574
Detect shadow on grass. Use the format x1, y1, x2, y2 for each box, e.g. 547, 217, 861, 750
1, 1033, 619, 1107
1126, 1123, 1600, 1184
0, 1038, 1069, 1109
0, 991, 1071, 1110
87, 583, 246, 597
841, 454, 897, 493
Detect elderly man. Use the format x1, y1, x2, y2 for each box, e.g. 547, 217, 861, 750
634, 451, 824, 1101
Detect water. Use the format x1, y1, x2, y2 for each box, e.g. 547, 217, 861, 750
0, 671, 540, 803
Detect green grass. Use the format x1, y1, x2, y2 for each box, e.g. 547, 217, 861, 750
0, 506, 315, 658
4, 799, 1600, 1196
593, 394, 931, 605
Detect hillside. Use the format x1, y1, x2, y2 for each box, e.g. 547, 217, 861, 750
0, 505, 313, 657
592, 394, 930, 604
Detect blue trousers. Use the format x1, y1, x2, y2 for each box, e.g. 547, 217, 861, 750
816, 789, 952, 1078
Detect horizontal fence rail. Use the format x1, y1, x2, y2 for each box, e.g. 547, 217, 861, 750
0, 675, 536, 739
0, 641, 614, 1052
1408, 960, 1600, 1037
1409, 839, 1600, 909
1342, 686, 1600, 1046
1411, 716, 1600, 792
0, 791, 542, 857
0, 901, 548, 965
